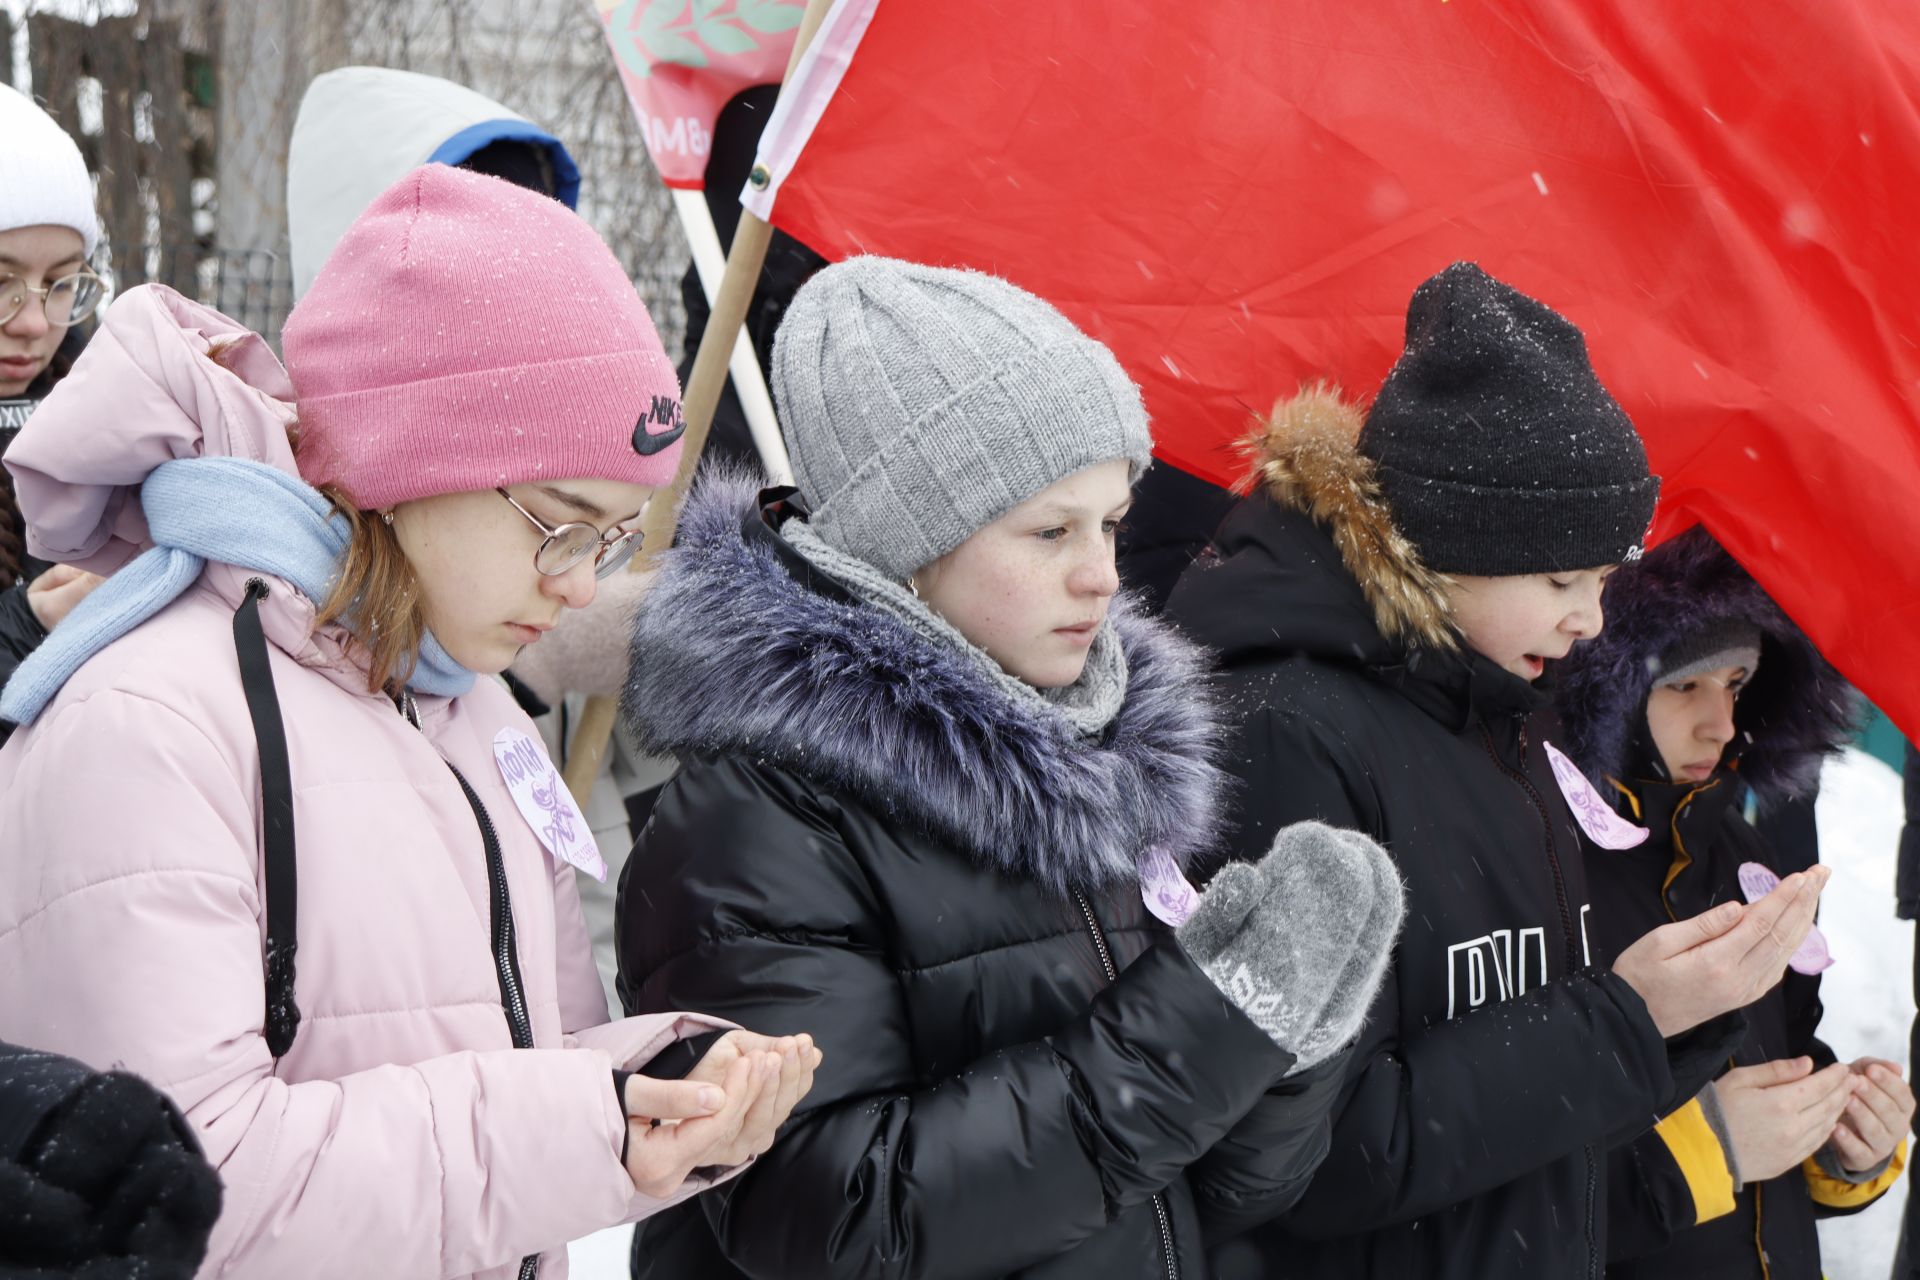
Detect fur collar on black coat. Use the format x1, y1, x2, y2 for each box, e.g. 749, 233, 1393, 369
622, 471, 1228, 896
1554, 527, 1860, 807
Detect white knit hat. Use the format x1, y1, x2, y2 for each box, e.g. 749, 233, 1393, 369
0, 84, 99, 256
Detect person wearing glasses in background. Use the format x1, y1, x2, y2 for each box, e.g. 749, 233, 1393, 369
0, 165, 817, 1278
0, 84, 112, 745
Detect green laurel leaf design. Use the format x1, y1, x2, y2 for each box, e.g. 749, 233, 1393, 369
736, 0, 804, 34
694, 16, 758, 55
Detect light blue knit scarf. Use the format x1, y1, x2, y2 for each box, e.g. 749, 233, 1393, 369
1, 457, 474, 726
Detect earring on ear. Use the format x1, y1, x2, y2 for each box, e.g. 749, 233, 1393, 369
907, 575, 922, 599
379, 509, 395, 526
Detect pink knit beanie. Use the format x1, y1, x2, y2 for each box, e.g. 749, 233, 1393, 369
282, 164, 684, 508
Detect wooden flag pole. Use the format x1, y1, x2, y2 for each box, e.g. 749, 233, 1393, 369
563, 0, 835, 805
669, 185, 793, 487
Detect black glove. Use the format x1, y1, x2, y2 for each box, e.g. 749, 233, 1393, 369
0, 1041, 222, 1278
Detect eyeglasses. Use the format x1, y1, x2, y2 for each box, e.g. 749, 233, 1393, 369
497, 488, 644, 580
1, 270, 108, 327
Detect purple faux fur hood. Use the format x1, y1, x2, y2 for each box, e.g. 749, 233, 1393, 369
1554, 527, 1861, 807
622, 470, 1230, 895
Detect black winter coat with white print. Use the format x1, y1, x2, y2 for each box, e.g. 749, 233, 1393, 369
1556, 526, 1887, 1279
613, 474, 1344, 1280
1161, 389, 1741, 1280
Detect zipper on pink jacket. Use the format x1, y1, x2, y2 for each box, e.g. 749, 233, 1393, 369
446, 764, 535, 1050
416, 689, 539, 1280
444, 763, 538, 1280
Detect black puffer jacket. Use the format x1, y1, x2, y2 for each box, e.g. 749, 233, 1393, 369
0, 585, 45, 738
1556, 528, 1889, 1279
1, 326, 82, 583
615, 476, 1342, 1280
0, 330, 83, 746
1162, 391, 1739, 1280
1584, 783, 1895, 1279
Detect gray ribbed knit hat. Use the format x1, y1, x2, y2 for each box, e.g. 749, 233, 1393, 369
1653, 617, 1763, 686
771, 257, 1155, 580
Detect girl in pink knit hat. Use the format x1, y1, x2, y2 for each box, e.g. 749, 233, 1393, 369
0, 164, 816, 1279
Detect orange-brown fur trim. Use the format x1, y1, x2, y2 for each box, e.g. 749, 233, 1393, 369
1240, 383, 1457, 652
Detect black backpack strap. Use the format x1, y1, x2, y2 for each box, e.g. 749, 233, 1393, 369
234, 577, 300, 1059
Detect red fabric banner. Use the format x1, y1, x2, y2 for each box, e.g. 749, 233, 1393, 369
764, 0, 1920, 738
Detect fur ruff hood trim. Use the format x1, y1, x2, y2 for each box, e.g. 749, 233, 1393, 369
1555, 527, 1862, 807
1242, 383, 1457, 653
622, 471, 1230, 895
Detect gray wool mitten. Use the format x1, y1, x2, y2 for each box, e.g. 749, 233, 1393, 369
1177, 821, 1406, 1070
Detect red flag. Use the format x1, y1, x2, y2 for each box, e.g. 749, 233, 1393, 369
598, 0, 806, 186
747, 0, 1920, 740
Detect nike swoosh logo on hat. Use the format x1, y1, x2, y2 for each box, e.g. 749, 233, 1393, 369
633, 393, 687, 456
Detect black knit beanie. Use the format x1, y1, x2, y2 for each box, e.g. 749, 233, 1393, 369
1357, 262, 1660, 575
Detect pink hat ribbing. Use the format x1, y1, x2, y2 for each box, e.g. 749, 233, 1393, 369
282, 164, 684, 508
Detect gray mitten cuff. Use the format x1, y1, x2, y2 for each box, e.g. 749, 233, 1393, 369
1814, 1138, 1894, 1185
1177, 821, 1405, 1071
1698, 1082, 1745, 1192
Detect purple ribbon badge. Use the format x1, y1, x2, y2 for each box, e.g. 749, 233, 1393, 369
492, 728, 608, 882
1543, 739, 1649, 851
1737, 861, 1834, 974
1139, 847, 1198, 928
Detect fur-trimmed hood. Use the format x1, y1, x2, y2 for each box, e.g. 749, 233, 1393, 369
1239, 383, 1457, 654
622, 471, 1229, 895
1555, 527, 1861, 806
1169, 384, 1545, 733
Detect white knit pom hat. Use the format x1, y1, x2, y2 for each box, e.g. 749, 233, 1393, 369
0, 84, 99, 257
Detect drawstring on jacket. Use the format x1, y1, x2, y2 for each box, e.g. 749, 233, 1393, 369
233, 579, 301, 1057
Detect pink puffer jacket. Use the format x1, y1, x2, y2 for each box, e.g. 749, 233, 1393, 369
0, 288, 733, 1278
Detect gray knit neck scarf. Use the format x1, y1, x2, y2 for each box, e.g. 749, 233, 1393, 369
785, 518, 1129, 738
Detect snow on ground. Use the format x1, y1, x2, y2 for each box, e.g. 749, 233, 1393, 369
569, 747, 1917, 1278
569, 1224, 632, 1278
1816, 747, 1914, 1278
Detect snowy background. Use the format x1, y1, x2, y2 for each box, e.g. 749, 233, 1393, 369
569, 747, 1917, 1279
1812, 749, 1914, 1276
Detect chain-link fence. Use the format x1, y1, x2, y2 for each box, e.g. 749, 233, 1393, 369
223, 0, 693, 354
6, 0, 691, 355
184, 248, 297, 342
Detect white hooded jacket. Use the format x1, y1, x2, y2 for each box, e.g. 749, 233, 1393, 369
287, 66, 579, 299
